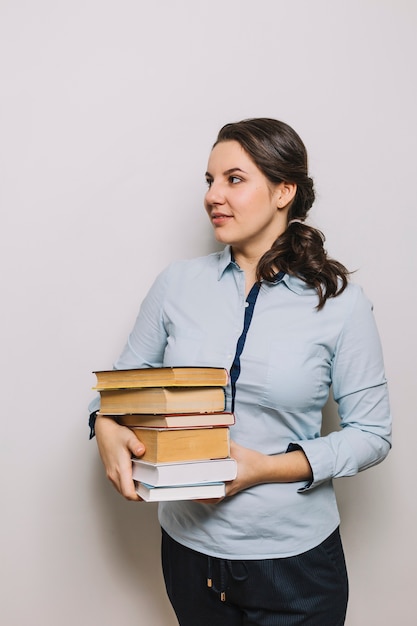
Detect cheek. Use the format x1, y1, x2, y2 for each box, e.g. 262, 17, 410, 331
245, 189, 273, 212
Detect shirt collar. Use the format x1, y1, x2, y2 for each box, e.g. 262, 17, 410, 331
217, 245, 312, 296
279, 273, 313, 295
217, 245, 236, 278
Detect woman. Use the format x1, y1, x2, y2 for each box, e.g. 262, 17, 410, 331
90, 118, 392, 625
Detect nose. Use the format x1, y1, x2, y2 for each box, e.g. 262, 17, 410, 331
205, 180, 225, 207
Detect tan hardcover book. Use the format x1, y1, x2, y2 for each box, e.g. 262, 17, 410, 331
94, 366, 228, 390
116, 411, 235, 428
98, 386, 226, 415
131, 426, 230, 463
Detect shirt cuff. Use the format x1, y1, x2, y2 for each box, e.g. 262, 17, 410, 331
285, 443, 315, 491
287, 435, 359, 492
89, 411, 98, 440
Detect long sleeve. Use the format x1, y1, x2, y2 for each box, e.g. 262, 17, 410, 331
292, 287, 392, 490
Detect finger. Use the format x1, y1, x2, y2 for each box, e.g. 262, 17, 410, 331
118, 466, 141, 501
127, 432, 146, 458
107, 451, 141, 501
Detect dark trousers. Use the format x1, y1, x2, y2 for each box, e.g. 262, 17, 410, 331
161, 527, 348, 626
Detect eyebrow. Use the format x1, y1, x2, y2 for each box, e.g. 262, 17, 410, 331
205, 167, 248, 178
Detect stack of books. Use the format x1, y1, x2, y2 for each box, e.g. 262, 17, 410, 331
94, 366, 236, 501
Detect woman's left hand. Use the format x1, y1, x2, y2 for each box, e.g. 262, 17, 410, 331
225, 440, 272, 497
224, 440, 313, 498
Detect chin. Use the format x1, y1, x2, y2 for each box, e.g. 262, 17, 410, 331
212, 228, 237, 245
212, 231, 229, 244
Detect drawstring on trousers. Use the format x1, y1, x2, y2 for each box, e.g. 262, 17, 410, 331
207, 556, 249, 602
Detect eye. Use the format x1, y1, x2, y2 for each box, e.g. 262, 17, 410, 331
229, 175, 242, 184
205, 177, 213, 188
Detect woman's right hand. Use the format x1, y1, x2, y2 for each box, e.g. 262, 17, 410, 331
94, 415, 145, 501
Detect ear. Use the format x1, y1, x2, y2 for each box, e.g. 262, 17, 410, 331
275, 182, 297, 210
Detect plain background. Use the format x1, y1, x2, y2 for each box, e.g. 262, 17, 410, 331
1, 1, 415, 624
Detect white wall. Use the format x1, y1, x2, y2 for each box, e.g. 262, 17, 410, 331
1, 1, 415, 624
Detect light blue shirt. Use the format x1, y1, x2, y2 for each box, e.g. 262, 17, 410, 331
92, 246, 392, 559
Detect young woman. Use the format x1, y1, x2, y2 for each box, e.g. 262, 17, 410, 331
90, 118, 392, 625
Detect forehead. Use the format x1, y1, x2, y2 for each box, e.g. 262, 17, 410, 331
207, 140, 257, 172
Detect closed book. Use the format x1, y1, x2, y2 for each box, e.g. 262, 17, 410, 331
131, 457, 237, 487
135, 481, 226, 502
117, 411, 235, 428
94, 366, 228, 390
98, 386, 226, 415
131, 426, 230, 463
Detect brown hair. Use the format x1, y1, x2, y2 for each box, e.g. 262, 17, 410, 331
214, 118, 349, 309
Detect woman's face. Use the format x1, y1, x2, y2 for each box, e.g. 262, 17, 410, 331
204, 140, 291, 257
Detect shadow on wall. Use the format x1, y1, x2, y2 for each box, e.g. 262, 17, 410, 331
90, 460, 176, 624
321, 392, 389, 534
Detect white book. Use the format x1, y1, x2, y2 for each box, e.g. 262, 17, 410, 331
135, 481, 226, 502
131, 457, 237, 487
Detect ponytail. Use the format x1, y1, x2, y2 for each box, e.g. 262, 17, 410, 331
257, 222, 349, 310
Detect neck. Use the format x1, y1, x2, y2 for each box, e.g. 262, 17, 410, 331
232, 249, 260, 296
232, 251, 259, 272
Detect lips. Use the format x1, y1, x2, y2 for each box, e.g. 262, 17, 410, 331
211, 212, 232, 225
